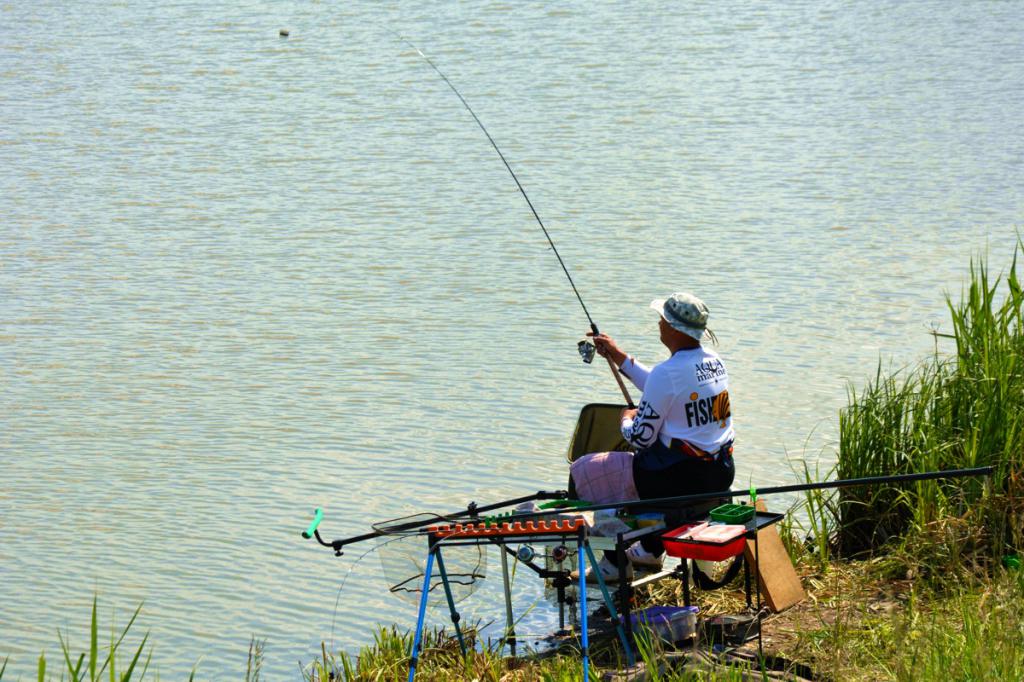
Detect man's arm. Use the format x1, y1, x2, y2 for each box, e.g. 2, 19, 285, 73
588, 332, 651, 390
620, 368, 673, 448
618, 356, 651, 391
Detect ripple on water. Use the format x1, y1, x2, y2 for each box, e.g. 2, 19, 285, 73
2, 0, 1023, 679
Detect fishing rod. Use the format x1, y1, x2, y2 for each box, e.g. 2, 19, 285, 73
513, 464, 996, 520
396, 36, 635, 408
303, 465, 994, 553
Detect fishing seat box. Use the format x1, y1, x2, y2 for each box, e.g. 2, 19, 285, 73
662, 522, 747, 562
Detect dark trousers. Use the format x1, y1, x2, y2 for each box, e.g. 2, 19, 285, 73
632, 447, 735, 555
567, 442, 736, 562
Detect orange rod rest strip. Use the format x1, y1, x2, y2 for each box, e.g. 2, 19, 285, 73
431, 518, 585, 538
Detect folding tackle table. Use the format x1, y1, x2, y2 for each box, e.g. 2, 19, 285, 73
406, 517, 635, 682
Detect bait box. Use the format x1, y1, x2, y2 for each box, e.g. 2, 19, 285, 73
662, 523, 747, 561
702, 612, 759, 645
708, 503, 755, 524
630, 606, 699, 645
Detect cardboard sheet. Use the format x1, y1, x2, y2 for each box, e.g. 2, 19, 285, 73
743, 501, 806, 612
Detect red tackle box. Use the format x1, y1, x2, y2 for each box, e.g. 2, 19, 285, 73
662, 522, 747, 561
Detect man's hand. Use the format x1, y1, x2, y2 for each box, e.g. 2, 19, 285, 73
620, 407, 638, 422
586, 332, 627, 367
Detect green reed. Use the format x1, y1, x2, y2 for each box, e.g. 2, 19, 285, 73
797, 461, 841, 569
836, 245, 1024, 562
244, 636, 265, 682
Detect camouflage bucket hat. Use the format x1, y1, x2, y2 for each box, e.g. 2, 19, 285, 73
649, 292, 710, 341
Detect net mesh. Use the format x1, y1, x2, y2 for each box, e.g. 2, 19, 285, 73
566, 403, 634, 462
371, 512, 451, 536
372, 513, 487, 606
378, 536, 487, 606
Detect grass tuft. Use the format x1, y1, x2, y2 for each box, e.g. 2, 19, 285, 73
245, 636, 265, 682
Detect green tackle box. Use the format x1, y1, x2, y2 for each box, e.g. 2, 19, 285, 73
708, 503, 755, 524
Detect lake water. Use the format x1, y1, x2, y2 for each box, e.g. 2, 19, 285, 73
2, 1, 1022, 678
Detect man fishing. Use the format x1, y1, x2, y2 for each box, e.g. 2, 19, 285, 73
570, 292, 735, 581
389, 38, 735, 583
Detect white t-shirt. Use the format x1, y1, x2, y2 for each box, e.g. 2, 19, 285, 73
618, 346, 734, 453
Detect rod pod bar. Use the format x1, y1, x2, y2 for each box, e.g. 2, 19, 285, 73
305, 489, 568, 554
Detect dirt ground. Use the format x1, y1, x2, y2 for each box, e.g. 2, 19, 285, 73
629, 556, 916, 680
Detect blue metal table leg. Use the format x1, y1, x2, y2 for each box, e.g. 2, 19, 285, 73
583, 542, 635, 667
577, 533, 589, 682
407, 548, 436, 682
434, 548, 467, 656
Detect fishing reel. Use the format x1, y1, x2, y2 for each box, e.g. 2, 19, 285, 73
516, 545, 536, 563
577, 340, 595, 364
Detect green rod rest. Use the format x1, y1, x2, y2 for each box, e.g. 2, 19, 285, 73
538, 499, 591, 510
302, 508, 324, 539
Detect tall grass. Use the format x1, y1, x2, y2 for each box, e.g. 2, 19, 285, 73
837, 246, 1024, 563
794, 461, 840, 569
883, 568, 1024, 681
789, 562, 1024, 681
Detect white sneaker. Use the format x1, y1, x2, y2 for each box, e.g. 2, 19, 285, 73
571, 556, 634, 584
625, 542, 664, 569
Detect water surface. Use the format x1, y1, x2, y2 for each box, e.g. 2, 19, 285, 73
2, 1, 1022, 678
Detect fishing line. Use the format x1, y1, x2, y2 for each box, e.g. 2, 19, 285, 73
328, 535, 406, 651
392, 33, 636, 406
393, 34, 600, 336
327, 529, 488, 651
326, 531, 484, 646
